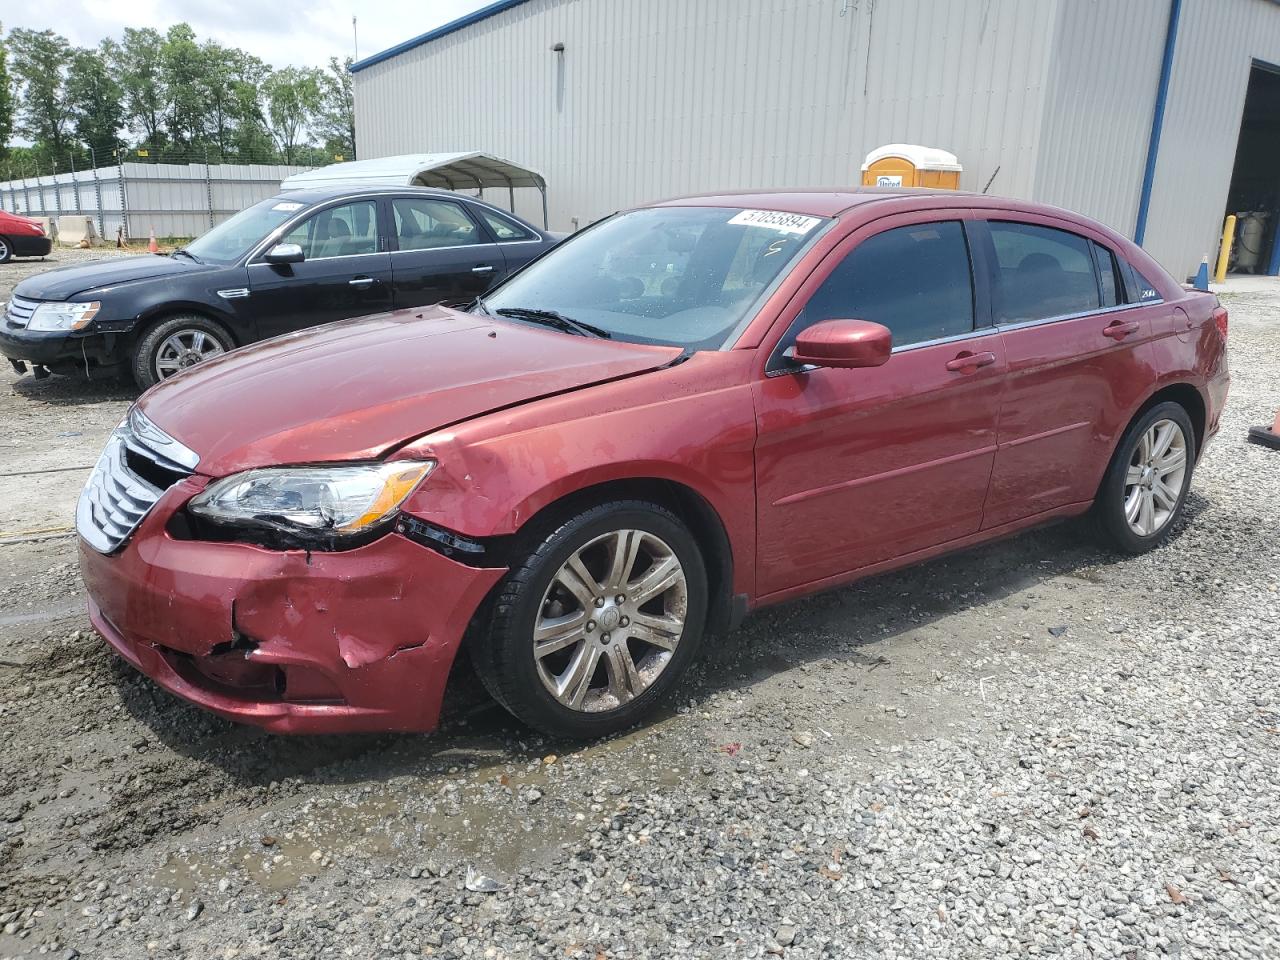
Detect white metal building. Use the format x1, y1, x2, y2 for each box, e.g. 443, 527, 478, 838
352, 0, 1280, 280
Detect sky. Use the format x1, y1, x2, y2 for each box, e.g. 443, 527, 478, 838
4, 0, 493, 68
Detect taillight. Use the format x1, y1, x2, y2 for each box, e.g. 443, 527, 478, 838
1212, 306, 1228, 340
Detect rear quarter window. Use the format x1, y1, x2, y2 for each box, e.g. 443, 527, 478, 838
1120, 258, 1162, 304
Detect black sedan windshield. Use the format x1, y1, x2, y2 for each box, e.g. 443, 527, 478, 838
482, 207, 830, 350
184, 197, 309, 265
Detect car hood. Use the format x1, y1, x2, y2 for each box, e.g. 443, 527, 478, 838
14, 254, 213, 301
137, 306, 683, 476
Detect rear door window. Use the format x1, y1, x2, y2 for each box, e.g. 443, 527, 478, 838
988, 222, 1100, 323
796, 220, 975, 349
392, 198, 483, 250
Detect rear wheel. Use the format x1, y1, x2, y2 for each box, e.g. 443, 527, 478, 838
0, 237, 12, 264
132, 315, 232, 390
473, 500, 708, 738
1093, 401, 1195, 553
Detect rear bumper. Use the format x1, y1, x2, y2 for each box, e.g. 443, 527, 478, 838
79, 485, 506, 734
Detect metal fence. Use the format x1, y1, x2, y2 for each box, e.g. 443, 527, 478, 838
0, 159, 313, 241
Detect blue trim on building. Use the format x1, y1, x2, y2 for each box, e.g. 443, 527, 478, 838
1134, 0, 1183, 246
351, 0, 532, 72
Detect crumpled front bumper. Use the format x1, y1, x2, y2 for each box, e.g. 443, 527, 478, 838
79, 482, 506, 734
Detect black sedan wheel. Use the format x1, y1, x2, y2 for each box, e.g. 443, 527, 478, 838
133, 315, 232, 389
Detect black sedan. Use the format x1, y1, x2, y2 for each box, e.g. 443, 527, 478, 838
1, 186, 559, 388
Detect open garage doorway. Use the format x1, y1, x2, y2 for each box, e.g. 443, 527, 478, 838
1224, 61, 1280, 275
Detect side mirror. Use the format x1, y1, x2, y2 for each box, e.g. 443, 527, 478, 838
264, 242, 304, 265
791, 318, 893, 369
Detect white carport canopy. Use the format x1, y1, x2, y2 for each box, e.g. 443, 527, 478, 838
280, 152, 549, 226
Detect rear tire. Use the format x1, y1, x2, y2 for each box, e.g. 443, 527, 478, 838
0, 237, 12, 264
472, 500, 708, 739
1093, 401, 1196, 554
131, 314, 232, 390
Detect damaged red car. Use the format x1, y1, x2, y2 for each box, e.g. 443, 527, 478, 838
78, 189, 1229, 737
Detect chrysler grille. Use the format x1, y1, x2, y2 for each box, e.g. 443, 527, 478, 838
77, 412, 198, 554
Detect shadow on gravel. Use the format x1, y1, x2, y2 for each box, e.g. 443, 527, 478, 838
107, 495, 1215, 787
11, 372, 135, 406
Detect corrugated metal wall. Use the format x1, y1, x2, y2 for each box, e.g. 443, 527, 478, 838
355, 0, 1059, 229
0, 162, 311, 240
1137, 0, 1280, 278
1033, 0, 1168, 241
355, 0, 1280, 280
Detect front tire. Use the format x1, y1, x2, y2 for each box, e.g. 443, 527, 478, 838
1093, 401, 1195, 553
473, 500, 708, 739
131, 315, 232, 390
0, 237, 12, 264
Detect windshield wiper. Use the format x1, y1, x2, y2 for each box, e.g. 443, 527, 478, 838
171, 248, 201, 263
494, 307, 612, 339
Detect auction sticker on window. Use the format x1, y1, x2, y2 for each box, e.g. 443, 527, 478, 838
728, 209, 823, 235
272, 201, 305, 212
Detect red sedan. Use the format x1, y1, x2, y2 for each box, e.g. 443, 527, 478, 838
77, 189, 1229, 737
0, 210, 53, 263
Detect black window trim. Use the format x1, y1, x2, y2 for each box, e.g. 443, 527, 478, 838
765, 215, 985, 375
969, 219, 1164, 335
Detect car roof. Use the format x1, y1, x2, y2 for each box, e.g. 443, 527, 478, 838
649, 187, 988, 218
272, 183, 493, 205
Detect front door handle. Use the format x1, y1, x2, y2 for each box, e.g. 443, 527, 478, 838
348, 277, 377, 289
945, 350, 997, 373
1102, 319, 1140, 340
471, 265, 496, 274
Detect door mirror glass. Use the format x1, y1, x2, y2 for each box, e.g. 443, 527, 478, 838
792, 318, 892, 369
264, 242, 305, 265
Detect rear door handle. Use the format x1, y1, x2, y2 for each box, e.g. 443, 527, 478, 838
471, 265, 496, 274
1102, 319, 1140, 340
348, 277, 377, 289
945, 350, 997, 372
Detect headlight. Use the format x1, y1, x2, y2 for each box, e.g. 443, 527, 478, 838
188, 460, 435, 539
27, 301, 101, 332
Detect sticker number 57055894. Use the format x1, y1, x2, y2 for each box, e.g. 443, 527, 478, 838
727, 209, 823, 235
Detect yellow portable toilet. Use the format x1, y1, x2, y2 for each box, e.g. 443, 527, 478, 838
861, 144, 962, 189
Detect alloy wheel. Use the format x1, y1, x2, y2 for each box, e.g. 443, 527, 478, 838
534, 529, 688, 713
154, 329, 225, 379
0, 239, 9, 261
1123, 418, 1188, 537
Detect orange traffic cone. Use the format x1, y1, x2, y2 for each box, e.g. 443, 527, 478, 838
1248, 408, 1280, 451
148, 228, 159, 254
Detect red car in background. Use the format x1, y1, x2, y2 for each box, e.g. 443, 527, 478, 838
76, 189, 1229, 738
0, 210, 53, 263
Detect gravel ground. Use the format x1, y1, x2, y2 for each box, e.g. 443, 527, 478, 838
1, 252, 1278, 959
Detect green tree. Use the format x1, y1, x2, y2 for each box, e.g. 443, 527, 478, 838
7, 28, 72, 159
315, 56, 355, 161
66, 44, 123, 157
105, 27, 165, 151
0, 28, 14, 160
263, 66, 322, 164
160, 23, 204, 152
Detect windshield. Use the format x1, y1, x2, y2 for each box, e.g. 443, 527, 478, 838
482, 206, 830, 350
184, 197, 310, 265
